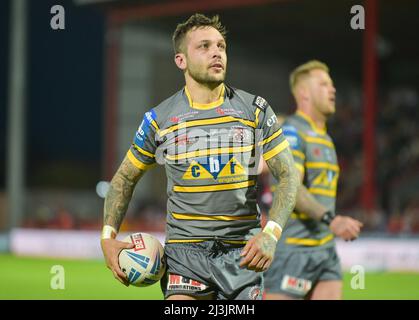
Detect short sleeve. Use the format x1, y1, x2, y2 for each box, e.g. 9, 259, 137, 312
282, 124, 306, 176
127, 109, 159, 171
256, 102, 289, 161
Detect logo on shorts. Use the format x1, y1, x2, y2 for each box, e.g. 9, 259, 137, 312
248, 285, 262, 300
167, 274, 207, 292
281, 275, 312, 295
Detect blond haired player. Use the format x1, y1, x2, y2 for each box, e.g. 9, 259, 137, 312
264, 60, 363, 300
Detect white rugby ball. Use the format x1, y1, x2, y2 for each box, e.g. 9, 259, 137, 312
118, 232, 166, 287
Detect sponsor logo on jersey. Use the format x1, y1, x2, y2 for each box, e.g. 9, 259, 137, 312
281, 275, 312, 295
131, 233, 146, 251
174, 134, 198, 146
266, 114, 278, 127
253, 96, 268, 110
216, 107, 244, 117
283, 125, 300, 149
216, 107, 225, 115
135, 109, 156, 148
182, 155, 247, 181
169, 111, 199, 123
167, 274, 207, 292
313, 147, 322, 158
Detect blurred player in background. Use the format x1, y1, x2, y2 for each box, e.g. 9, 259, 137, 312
100, 13, 299, 300
264, 60, 363, 300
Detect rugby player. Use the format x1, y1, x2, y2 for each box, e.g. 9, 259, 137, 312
264, 60, 363, 300
100, 14, 299, 300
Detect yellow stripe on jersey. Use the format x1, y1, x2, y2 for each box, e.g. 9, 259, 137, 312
306, 162, 339, 171
254, 108, 261, 127
159, 116, 256, 137
295, 163, 305, 174
127, 150, 154, 171
134, 144, 155, 158
166, 145, 254, 161
151, 120, 160, 134
300, 134, 334, 148
290, 212, 311, 220
292, 150, 305, 160
296, 110, 327, 135
285, 234, 334, 246
308, 187, 336, 197
185, 85, 225, 110
171, 212, 257, 221
173, 180, 255, 193
263, 140, 290, 161
259, 128, 283, 146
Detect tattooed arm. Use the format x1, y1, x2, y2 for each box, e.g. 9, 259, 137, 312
265, 147, 299, 229
104, 155, 145, 230
101, 155, 146, 285
240, 147, 299, 272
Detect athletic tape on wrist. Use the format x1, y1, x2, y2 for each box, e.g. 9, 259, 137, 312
263, 221, 283, 242
101, 225, 117, 239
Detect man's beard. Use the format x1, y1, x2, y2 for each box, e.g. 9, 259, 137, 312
188, 66, 226, 87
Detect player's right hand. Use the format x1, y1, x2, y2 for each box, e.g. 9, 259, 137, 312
329, 215, 363, 241
101, 238, 135, 286
239, 232, 276, 272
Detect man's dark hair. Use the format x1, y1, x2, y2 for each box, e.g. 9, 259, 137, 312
172, 13, 227, 54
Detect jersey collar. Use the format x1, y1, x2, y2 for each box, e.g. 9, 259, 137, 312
184, 84, 225, 110
296, 110, 327, 135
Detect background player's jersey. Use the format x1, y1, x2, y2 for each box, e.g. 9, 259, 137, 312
277, 111, 339, 251
128, 84, 289, 243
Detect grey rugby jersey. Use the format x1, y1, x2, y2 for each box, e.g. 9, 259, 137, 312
127, 84, 290, 243
277, 111, 339, 250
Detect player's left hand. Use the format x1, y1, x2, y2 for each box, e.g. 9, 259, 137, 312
239, 232, 277, 272
329, 215, 363, 241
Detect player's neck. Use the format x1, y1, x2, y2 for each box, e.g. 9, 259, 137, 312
296, 108, 327, 133
185, 78, 224, 105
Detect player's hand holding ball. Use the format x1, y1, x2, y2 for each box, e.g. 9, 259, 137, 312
101, 225, 135, 286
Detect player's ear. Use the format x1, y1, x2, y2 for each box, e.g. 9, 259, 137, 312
174, 53, 187, 71
297, 84, 310, 102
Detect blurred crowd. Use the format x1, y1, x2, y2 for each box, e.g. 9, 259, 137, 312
12, 86, 419, 235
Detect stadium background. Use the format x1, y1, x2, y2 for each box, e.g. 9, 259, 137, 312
1, 0, 419, 299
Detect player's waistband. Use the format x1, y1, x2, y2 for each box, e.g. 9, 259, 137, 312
166, 238, 247, 245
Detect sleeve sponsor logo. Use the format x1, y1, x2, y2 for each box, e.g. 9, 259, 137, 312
135, 110, 156, 147
266, 114, 278, 127
253, 96, 268, 110
283, 125, 300, 149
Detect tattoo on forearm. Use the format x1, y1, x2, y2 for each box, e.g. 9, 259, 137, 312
266, 147, 299, 229
104, 155, 145, 231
